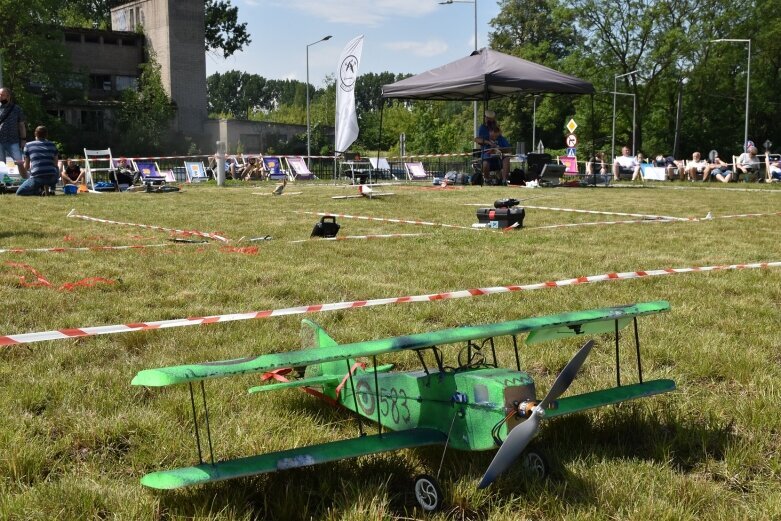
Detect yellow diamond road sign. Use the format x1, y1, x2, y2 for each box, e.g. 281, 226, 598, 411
566, 119, 578, 133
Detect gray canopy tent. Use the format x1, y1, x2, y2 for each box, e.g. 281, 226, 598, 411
382, 47, 594, 100
377, 48, 596, 184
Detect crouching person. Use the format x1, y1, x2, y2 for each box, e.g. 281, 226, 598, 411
16, 126, 58, 196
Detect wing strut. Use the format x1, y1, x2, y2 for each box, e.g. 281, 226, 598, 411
373, 355, 383, 437
345, 359, 365, 437
633, 317, 644, 383
512, 335, 521, 371
614, 320, 621, 387
188, 382, 216, 466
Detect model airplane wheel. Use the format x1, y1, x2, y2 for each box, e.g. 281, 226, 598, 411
413, 474, 443, 512
521, 448, 548, 480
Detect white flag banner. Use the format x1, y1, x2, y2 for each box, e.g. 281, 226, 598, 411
335, 35, 364, 154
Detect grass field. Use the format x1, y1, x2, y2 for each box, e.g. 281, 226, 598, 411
1, 180, 780, 520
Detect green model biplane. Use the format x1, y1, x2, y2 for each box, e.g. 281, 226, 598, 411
132, 301, 675, 511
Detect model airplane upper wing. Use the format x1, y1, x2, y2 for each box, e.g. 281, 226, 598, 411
132, 301, 669, 387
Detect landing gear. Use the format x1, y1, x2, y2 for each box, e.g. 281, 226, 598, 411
521, 448, 549, 480
413, 474, 443, 512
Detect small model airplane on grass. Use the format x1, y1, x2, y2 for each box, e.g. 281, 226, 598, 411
132, 301, 675, 511
331, 184, 396, 199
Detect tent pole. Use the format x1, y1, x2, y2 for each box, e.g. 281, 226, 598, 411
591, 93, 596, 187
374, 101, 385, 185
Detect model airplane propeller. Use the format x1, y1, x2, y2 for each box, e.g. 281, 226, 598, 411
132, 302, 675, 511
478, 339, 594, 488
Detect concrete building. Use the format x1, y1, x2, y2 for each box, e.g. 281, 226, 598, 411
55, 27, 144, 146
110, 0, 207, 136
52, 0, 333, 153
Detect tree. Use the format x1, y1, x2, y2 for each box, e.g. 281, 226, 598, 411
114, 54, 175, 153
204, 0, 250, 59
207, 71, 271, 118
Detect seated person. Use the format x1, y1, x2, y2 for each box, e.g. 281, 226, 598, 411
631, 152, 646, 181
586, 151, 607, 176
686, 151, 708, 181
612, 146, 639, 181
479, 127, 511, 185
110, 157, 137, 188
226, 157, 238, 179
767, 154, 781, 182
735, 146, 760, 181
473, 110, 511, 185
703, 150, 732, 183
654, 154, 684, 180
240, 156, 263, 180
60, 157, 84, 186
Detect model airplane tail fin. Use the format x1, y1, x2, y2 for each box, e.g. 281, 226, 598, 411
301, 319, 360, 380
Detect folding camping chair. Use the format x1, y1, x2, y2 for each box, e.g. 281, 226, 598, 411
262, 156, 287, 181
184, 161, 208, 183
83, 148, 115, 191
404, 162, 429, 182
368, 157, 394, 179
285, 156, 316, 181
133, 160, 167, 187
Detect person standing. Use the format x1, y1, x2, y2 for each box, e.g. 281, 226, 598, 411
16, 126, 59, 196
0, 88, 28, 178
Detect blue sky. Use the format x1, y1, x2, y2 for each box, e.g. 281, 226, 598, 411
205, 0, 502, 86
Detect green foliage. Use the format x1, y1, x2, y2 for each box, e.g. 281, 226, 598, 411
204, 0, 251, 58
114, 54, 175, 154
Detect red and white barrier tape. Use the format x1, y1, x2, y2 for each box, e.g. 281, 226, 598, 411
0, 244, 178, 255
294, 211, 482, 232
289, 233, 427, 244
491, 204, 688, 221
1, 260, 778, 347
5, 262, 115, 292
386, 152, 472, 159
67, 209, 230, 243
527, 218, 679, 230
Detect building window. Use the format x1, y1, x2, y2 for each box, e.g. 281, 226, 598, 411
89, 74, 112, 91
80, 110, 105, 132
115, 75, 137, 91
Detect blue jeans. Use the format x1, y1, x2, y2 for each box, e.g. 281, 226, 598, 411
0, 142, 23, 163
16, 175, 58, 196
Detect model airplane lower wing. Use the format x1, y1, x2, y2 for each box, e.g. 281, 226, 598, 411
140, 428, 447, 490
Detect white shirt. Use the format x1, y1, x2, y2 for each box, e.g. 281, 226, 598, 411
615, 155, 637, 169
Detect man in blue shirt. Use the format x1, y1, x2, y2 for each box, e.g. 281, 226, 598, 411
0, 88, 28, 178
17, 126, 59, 196
474, 110, 511, 185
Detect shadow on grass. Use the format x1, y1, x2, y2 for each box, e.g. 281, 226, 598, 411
150, 400, 736, 518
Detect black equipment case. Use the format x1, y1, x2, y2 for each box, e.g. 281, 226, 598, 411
311, 216, 340, 238
475, 207, 525, 229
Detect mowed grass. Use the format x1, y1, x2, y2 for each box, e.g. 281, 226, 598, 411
0, 180, 779, 520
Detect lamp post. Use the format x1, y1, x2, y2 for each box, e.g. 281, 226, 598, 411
306, 35, 332, 168
439, 0, 478, 137
710, 39, 751, 148
611, 70, 638, 163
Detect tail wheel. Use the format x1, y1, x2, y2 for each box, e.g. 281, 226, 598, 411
521, 448, 549, 480
413, 474, 443, 512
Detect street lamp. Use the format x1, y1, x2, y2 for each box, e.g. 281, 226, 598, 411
710, 39, 751, 149
439, 0, 478, 137
306, 35, 332, 168
611, 70, 638, 163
